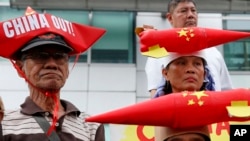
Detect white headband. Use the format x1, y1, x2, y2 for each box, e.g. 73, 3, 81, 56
162, 50, 207, 68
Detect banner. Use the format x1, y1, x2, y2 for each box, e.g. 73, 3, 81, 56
106, 121, 250, 141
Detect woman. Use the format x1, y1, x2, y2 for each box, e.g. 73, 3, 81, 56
154, 50, 212, 141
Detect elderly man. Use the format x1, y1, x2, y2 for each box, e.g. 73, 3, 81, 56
1, 10, 106, 141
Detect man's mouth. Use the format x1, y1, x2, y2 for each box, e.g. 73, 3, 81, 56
186, 21, 196, 26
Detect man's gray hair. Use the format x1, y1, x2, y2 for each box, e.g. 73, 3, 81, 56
167, 0, 197, 13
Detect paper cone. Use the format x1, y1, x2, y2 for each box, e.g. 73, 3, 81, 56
86, 88, 250, 128
137, 27, 250, 58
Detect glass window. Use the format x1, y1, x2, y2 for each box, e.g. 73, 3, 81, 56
223, 14, 250, 71
91, 11, 135, 63
224, 38, 250, 71
0, 6, 26, 61
45, 10, 89, 24
0, 6, 24, 21
46, 10, 89, 62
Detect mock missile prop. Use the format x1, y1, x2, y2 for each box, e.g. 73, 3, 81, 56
135, 27, 250, 58
86, 88, 250, 129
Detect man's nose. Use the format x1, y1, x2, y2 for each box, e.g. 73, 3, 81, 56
44, 57, 59, 69
187, 9, 195, 18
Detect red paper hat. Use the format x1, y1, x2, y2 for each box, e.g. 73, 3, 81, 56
86, 88, 250, 128
136, 27, 250, 58
0, 10, 106, 59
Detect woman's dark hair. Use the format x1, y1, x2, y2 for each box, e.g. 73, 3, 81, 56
167, 0, 197, 13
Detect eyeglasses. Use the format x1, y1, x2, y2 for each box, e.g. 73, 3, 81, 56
21, 52, 69, 64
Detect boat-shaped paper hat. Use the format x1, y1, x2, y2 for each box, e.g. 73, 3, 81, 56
0, 7, 106, 59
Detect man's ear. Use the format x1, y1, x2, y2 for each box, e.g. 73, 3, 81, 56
14, 60, 25, 78
166, 13, 173, 25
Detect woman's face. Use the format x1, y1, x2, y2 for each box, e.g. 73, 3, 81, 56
163, 56, 205, 93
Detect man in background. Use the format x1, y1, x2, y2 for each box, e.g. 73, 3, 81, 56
145, 0, 233, 98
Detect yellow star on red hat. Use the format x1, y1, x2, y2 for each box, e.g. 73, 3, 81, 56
184, 91, 208, 106
177, 28, 188, 37
198, 100, 204, 106
188, 99, 195, 105
177, 28, 196, 42
182, 91, 188, 97
189, 91, 209, 100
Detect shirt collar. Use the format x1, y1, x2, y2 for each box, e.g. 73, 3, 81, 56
20, 96, 80, 116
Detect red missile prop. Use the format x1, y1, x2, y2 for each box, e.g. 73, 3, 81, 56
0, 12, 106, 59
86, 88, 250, 129
136, 27, 250, 58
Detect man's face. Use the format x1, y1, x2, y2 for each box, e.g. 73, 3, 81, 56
163, 56, 205, 92
19, 46, 69, 91
167, 133, 206, 141
167, 1, 198, 28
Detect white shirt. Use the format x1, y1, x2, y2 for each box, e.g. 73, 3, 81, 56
145, 47, 233, 92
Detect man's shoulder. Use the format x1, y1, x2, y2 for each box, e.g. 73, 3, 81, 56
203, 47, 225, 63
145, 56, 167, 71
77, 112, 104, 135
79, 112, 91, 119
3, 109, 32, 120
79, 112, 99, 123
4, 109, 21, 115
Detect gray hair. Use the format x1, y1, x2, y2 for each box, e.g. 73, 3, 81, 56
167, 0, 197, 13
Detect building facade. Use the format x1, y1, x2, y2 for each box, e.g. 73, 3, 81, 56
0, 2, 250, 116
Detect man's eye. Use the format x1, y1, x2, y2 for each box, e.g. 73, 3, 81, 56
54, 53, 67, 59
37, 52, 49, 59
180, 9, 187, 13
